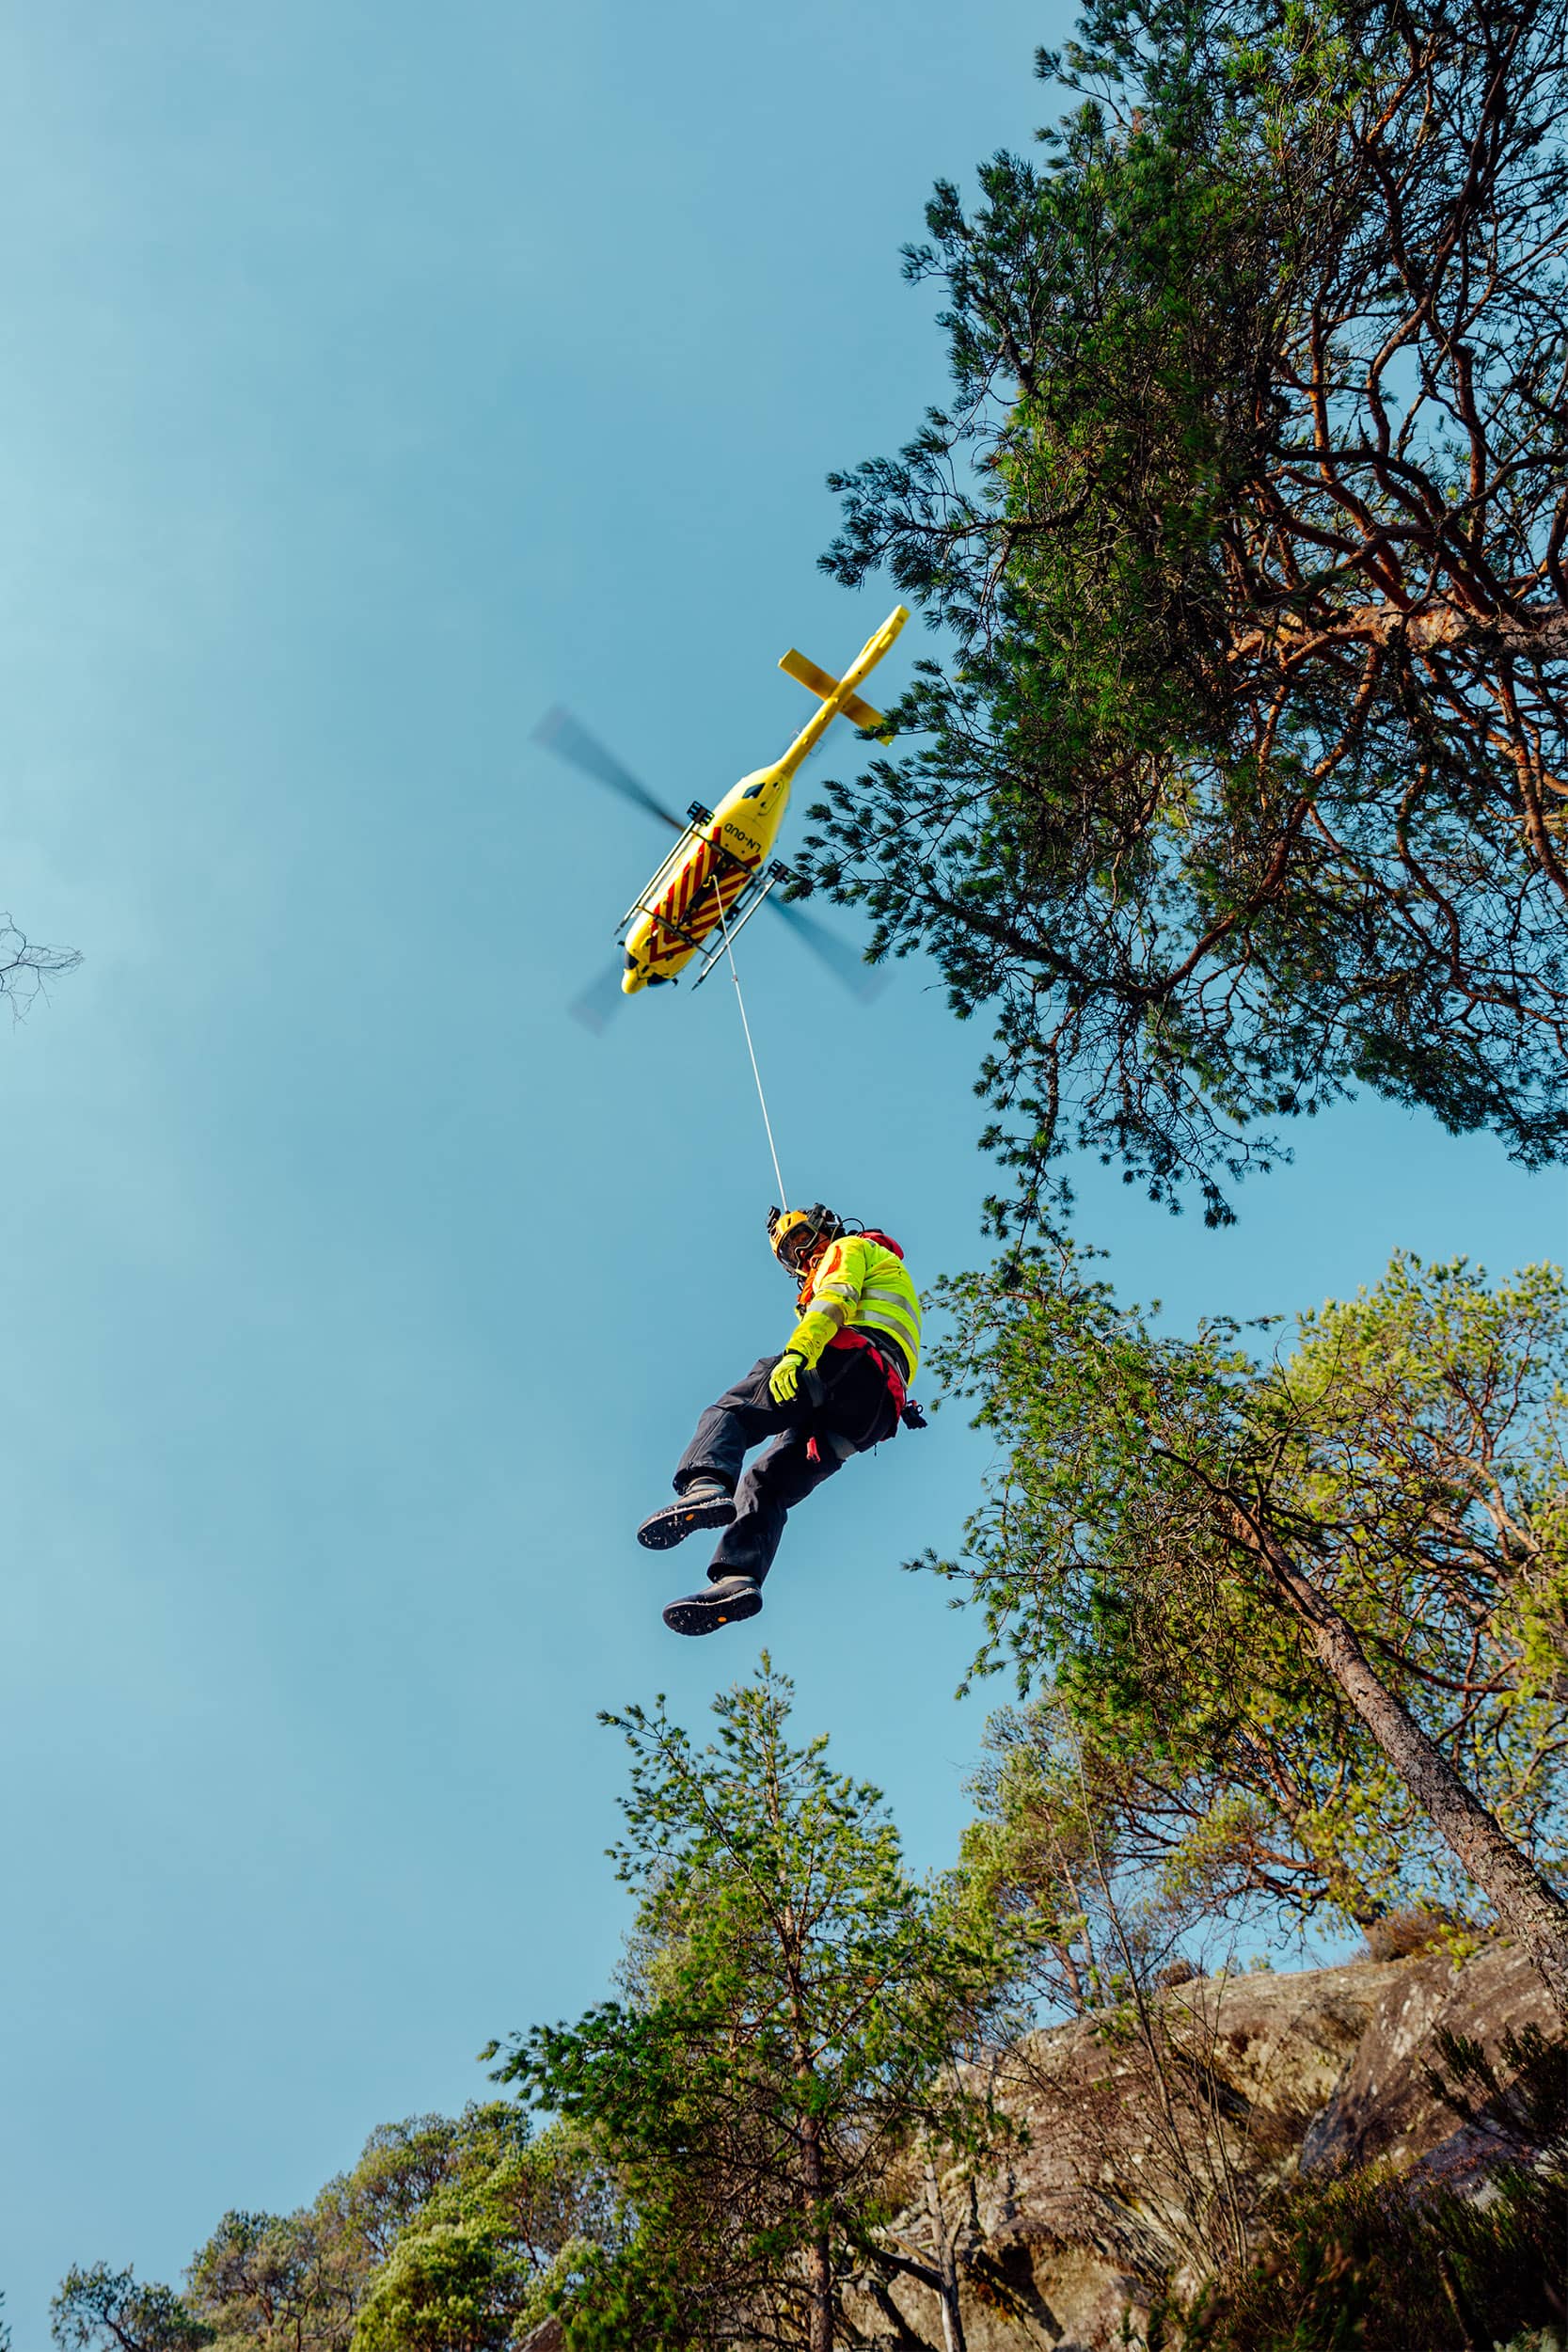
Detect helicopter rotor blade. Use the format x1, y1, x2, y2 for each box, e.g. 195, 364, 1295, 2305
531, 707, 685, 834
568, 957, 630, 1034
764, 895, 889, 1002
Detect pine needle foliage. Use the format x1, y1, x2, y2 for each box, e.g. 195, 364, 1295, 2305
52, 2267, 214, 2352
804, 0, 1568, 1229
923, 1249, 1568, 1981
489, 1662, 1007, 2352
1164, 2151, 1568, 2349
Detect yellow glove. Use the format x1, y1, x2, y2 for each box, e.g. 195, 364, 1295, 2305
769, 1351, 805, 1404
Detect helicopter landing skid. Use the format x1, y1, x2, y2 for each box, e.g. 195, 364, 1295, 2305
613, 798, 791, 987
690, 860, 791, 988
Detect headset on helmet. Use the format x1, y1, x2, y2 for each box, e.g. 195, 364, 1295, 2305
767, 1202, 847, 1273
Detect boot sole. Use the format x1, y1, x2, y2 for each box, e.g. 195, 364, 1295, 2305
662, 1583, 763, 1637
637, 1494, 736, 1550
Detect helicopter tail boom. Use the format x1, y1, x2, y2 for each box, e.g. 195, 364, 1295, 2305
772, 605, 910, 782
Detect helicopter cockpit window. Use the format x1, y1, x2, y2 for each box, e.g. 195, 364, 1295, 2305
741, 781, 767, 798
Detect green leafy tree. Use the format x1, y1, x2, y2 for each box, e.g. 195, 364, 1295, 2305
351, 2113, 613, 2352
55, 2109, 602, 2352
322, 2116, 483, 2267
186, 2210, 360, 2352
52, 2265, 214, 2352
963, 1679, 1412, 1953
350, 2229, 515, 2352
926, 1249, 1568, 2017
489, 1662, 1006, 2352
957, 1695, 1289, 2014
805, 0, 1568, 1226
952, 1695, 1284, 2286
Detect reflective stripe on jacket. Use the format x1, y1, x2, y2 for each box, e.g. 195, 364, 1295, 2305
784, 1233, 922, 1381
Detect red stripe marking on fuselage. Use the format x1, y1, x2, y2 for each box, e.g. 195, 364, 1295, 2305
640, 832, 759, 972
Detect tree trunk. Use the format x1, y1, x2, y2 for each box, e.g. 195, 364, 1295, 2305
1237, 1503, 1568, 2027
778, 1860, 834, 2352
923, 2153, 967, 2352
799, 2107, 833, 2352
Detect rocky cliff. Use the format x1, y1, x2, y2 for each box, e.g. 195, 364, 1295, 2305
862, 1942, 1562, 2351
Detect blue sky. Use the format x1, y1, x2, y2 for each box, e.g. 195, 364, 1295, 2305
0, 4, 1560, 2340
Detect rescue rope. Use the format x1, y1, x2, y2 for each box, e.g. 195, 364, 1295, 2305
713, 887, 787, 1203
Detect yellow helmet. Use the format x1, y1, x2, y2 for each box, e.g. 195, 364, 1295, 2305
768, 1203, 843, 1274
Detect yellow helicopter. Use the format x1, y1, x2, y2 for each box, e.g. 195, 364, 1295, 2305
534, 605, 909, 1025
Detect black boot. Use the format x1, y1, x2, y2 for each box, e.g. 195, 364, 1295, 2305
662, 1574, 762, 1636
637, 1480, 736, 1550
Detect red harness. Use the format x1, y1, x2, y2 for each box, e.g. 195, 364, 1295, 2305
824, 1326, 908, 1414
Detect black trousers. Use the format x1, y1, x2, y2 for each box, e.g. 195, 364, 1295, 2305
673, 1350, 898, 1585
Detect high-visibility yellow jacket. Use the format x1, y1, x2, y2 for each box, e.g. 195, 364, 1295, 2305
784, 1232, 922, 1382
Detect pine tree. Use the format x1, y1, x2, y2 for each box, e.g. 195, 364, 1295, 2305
806, 0, 1568, 1227
925, 1250, 1568, 2020
489, 1663, 1006, 2351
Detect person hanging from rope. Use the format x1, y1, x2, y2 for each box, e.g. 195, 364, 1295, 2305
636, 1204, 927, 1634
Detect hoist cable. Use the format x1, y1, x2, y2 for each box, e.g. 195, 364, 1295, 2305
713, 884, 787, 1204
